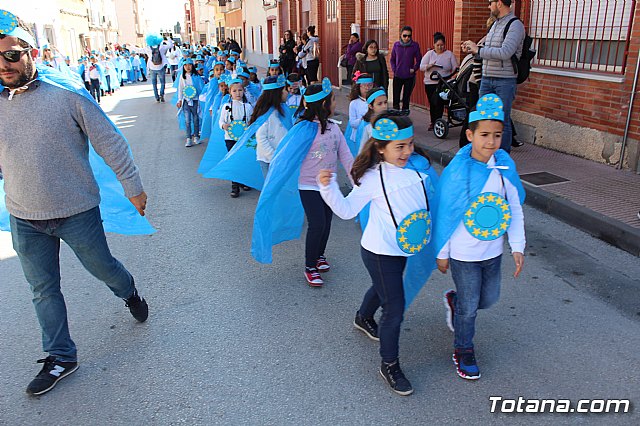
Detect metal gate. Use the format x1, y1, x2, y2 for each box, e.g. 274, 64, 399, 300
405, 0, 456, 107
321, 0, 340, 85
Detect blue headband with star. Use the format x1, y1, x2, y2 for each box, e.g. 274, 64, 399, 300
468, 93, 505, 123
303, 77, 332, 103
0, 10, 36, 47
372, 118, 414, 141
262, 75, 286, 90
228, 77, 243, 86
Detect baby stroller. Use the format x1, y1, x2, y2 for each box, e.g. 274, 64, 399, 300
430, 54, 475, 139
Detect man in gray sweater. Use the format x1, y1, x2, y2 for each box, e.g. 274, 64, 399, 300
0, 14, 149, 396
462, 0, 525, 152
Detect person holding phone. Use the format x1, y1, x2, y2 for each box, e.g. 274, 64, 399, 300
420, 32, 458, 131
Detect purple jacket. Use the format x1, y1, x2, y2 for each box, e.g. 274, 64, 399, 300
390, 40, 422, 79
345, 41, 363, 66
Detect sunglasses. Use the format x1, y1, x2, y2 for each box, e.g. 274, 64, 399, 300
402, 34, 412, 39
0, 48, 32, 63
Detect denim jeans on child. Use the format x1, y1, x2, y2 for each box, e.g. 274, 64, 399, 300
450, 255, 502, 350
183, 101, 200, 138
479, 77, 517, 152
299, 190, 333, 268
149, 65, 167, 99
360, 247, 407, 363
10, 207, 135, 362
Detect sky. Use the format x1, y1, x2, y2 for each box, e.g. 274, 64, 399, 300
145, 0, 187, 33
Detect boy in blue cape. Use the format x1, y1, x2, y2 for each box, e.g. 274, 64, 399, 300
433, 94, 526, 381
0, 11, 152, 396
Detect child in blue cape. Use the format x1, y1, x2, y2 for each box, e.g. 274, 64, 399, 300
285, 73, 303, 116
252, 75, 291, 176
355, 86, 388, 154
317, 112, 438, 396
346, 72, 374, 155
434, 94, 526, 381
176, 59, 205, 147
218, 78, 254, 197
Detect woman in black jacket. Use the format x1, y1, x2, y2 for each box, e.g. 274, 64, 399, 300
353, 39, 389, 93
278, 30, 297, 75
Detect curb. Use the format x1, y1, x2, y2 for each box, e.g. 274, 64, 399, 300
422, 146, 640, 257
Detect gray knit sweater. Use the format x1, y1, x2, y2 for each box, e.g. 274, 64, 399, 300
480, 12, 525, 79
0, 80, 144, 220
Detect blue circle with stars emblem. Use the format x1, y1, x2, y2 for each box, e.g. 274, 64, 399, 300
396, 209, 432, 254
228, 120, 247, 141
183, 85, 197, 100
463, 192, 511, 241
0, 10, 19, 35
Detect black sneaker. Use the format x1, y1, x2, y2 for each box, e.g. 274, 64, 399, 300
453, 349, 481, 380
511, 138, 524, 147
443, 289, 456, 332
160, 96, 165, 103
353, 311, 379, 341
125, 289, 148, 322
26, 356, 78, 396
379, 360, 413, 396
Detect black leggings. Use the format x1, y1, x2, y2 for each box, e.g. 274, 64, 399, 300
225, 140, 239, 187
305, 59, 320, 84
425, 84, 444, 124
299, 190, 333, 268
90, 78, 101, 102
392, 76, 416, 110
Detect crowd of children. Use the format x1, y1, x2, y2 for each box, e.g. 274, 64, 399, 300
184, 50, 526, 395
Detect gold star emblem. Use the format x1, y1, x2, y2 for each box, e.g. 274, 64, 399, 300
403, 219, 412, 227
403, 243, 410, 250
471, 202, 479, 209
472, 228, 481, 236
481, 230, 489, 238
399, 227, 407, 234
465, 219, 475, 227
426, 219, 431, 225
416, 244, 423, 251
423, 238, 429, 245
495, 198, 503, 205
503, 213, 512, 220
410, 246, 417, 253
500, 222, 508, 230
411, 213, 418, 221
501, 204, 509, 212
478, 195, 486, 203
399, 236, 407, 243
465, 210, 473, 217
487, 194, 496, 202
491, 229, 500, 236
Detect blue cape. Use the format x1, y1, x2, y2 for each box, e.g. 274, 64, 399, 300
0, 65, 155, 235
197, 93, 231, 174
203, 106, 293, 190
199, 78, 220, 140
251, 121, 318, 263
177, 74, 206, 131
433, 144, 525, 255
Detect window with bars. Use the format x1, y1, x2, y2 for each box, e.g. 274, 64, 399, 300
525, 0, 635, 74
326, 0, 338, 22
362, 0, 389, 52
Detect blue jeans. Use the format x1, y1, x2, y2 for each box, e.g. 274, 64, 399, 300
450, 255, 502, 350
360, 247, 407, 363
10, 207, 135, 362
183, 101, 200, 138
479, 77, 517, 153
149, 66, 167, 99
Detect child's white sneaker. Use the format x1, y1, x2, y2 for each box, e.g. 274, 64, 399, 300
185, 138, 193, 147
193, 136, 201, 145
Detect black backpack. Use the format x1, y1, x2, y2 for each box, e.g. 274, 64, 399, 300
503, 18, 536, 84
151, 46, 162, 65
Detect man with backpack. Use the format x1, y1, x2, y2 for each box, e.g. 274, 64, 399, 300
462, 0, 525, 153
145, 35, 174, 103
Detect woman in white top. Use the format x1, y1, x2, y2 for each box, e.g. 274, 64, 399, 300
317, 113, 436, 396
251, 75, 290, 176
419, 32, 459, 131
298, 26, 320, 85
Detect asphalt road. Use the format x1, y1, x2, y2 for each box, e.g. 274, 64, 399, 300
1, 82, 639, 425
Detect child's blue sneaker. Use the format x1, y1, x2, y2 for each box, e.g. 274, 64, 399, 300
453, 349, 481, 380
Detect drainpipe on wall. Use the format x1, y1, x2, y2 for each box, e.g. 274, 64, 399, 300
618, 53, 640, 171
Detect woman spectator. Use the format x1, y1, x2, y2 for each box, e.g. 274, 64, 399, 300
344, 33, 363, 82
354, 39, 389, 93
420, 32, 458, 131
279, 30, 297, 75
390, 26, 422, 113
298, 26, 320, 84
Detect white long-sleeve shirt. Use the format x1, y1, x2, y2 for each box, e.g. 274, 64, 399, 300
218, 99, 254, 140
256, 109, 288, 163
348, 97, 368, 142
319, 162, 433, 257
437, 156, 525, 262
177, 73, 195, 104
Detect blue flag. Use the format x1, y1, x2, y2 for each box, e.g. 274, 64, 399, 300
0, 65, 155, 235
199, 79, 220, 140
251, 121, 318, 263
433, 144, 525, 256
198, 93, 231, 174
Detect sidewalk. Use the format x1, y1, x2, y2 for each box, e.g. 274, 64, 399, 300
332, 86, 640, 256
